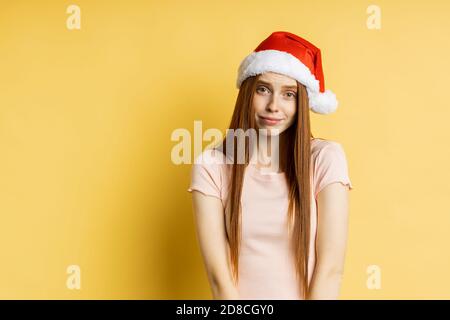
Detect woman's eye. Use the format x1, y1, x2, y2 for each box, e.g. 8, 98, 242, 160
286, 92, 297, 98
257, 86, 269, 93
257, 87, 296, 98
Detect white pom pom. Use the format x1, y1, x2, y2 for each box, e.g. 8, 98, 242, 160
308, 89, 338, 114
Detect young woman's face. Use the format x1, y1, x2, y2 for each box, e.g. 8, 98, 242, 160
252, 72, 297, 135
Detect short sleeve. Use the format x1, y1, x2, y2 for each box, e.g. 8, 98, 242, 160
314, 141, 354, 199
187, 149, 223, 200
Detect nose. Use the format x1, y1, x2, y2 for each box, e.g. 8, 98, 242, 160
266, 96, 279, 112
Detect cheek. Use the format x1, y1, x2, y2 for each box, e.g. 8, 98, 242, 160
252, 95, 266, 112
285, 104, 297, 121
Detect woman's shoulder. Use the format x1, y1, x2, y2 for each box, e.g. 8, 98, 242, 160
188, 148, 228, 200
311, 138, 346, 156
310, 138, 353, 196
193, 147, 229, 167
311, 137, 350, 176
311, 138, 350, 170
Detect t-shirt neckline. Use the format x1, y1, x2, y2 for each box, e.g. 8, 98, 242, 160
246, 163, 285, 180
245, 138, 320, 180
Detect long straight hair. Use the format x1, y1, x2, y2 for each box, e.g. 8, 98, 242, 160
216, 74, 314, 299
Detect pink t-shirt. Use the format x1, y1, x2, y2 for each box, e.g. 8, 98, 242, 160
187, 138, 354, 299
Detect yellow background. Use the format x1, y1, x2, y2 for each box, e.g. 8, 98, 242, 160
1, 0, 449, 299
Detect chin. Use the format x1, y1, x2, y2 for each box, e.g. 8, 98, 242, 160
258, 125, 285, 136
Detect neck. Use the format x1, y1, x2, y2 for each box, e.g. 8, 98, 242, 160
250, 131, 286, 173
249, 129, 313, 173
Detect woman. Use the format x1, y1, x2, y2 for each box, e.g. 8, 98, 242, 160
187, 31, 353, 300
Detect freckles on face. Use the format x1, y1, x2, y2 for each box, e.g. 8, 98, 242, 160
252, 73, 298, 133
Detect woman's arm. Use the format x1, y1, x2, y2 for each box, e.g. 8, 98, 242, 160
308, 182, 350, 300
191, 190, 239, 300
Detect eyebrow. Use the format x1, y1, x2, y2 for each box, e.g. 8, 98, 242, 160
256, 80, 298, 90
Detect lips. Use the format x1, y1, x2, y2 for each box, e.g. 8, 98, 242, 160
259, 115, 283, 126
260, 116, 283, 121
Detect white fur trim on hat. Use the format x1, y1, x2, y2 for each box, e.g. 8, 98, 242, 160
236, 49, 338, 114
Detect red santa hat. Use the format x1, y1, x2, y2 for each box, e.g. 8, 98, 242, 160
236, 31, 338, 114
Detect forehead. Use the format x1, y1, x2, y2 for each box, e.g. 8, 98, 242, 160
257, 72, 297, 87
